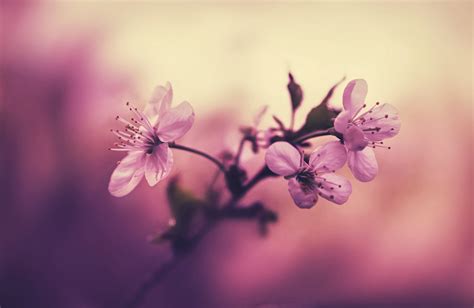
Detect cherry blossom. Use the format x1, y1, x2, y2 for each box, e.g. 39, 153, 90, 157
108, 82, 194, 197
334, 79, 400, 182
265, 141, 352, 208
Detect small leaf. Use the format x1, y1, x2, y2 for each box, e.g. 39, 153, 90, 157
272, 115, 286, 131
295, 77, 345, 137
166, 176, 206, 235
320, 76, 346, 106
300, 104, 336, 132
287, 73, 303, 111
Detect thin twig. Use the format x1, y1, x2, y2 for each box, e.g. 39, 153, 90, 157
125, 221, 217, 308
208, 168, 221, 190
233, 137, 247, 166
291, 128, 338, 144
289, 109, 295, 132
128, 125, 337, 307
125, 258, 180, 308
169, 142, 226, 172
227, 165, 275, 206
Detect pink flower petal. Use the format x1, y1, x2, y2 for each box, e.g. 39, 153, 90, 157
343, 79, 368, 114
143, 82, 173, 124
108, 151, 146, 197
347, 147, 378, 182
265, 141, 301, 176
145, 143, 173, 186
309, 141, 347, 172
317, 173, 352, 205
288, 178, 318, 209
157, 101, 195, 142
334, 110, 352, 134
360, 103, 401, 141
344, 126, 369, 151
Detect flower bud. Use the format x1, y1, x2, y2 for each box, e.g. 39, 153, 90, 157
287, 72, 303, 111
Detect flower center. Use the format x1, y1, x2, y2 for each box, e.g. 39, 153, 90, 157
145, 134, 163, 154
296, 168, 317, 193
109, 102, 163, 153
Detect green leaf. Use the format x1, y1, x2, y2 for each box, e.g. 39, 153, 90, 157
166, 176, 206, 235
295, 77, 345, 137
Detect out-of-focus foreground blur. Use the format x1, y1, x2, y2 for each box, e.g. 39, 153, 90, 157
1, 1, 472, 307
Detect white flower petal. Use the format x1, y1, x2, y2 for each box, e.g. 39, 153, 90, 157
344, 126, 369, 151
143, 82, 173, 124
334, 110, 352, 134
347, 147, 378, 182
157, 101, 195, 142
265, 142, 301, 176
145, 143, 173, 186
309, 141, 347, 172
360, 103, 401, 141
343, 79, 367, 113
288, 178, 318, 209
108, 151, 146, 197
317, 173, 352, 205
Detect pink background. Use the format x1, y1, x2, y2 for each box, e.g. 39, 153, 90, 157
1, 2, 472, 307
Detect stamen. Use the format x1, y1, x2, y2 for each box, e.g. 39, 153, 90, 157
370, 142, 392, 150
315, 176, 342, 190
127, 101, 154, 131
298, 149, 304, 167
116, 116, 138, 129
296, 168, 317, 193
317, 190, 334, 201
109, 147, 132, 152
354, 102, 382, 122
350, 103, 367, 122
112, 130, 132, 138
363, 127, 381, 132
315, 165, 332, 174
109, 101, 163, 153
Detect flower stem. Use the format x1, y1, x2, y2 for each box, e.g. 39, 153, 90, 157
127, 127, 340, 308
289, 109, 295, 131
125, 258, 180, 308
226, 165, 276, 206
169, 143, 226, 172
233, 137, 246, 166
292, 127, 340, 144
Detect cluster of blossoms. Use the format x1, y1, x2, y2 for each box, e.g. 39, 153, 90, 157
265, 79, 400, 208
108, 78, 400, 209
108, 76, 400, 308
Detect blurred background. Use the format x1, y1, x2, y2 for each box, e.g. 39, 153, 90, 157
1, 1, 472, 307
